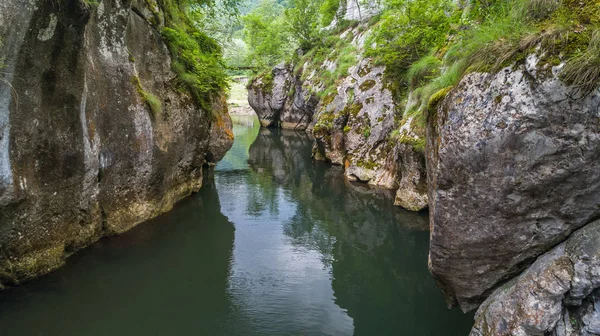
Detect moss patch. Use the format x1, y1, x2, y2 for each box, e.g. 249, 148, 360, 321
347, 102, 363, 117
358, 62, 373, 77
157, 0, 229, 116
359, 79, 377, 92
356, 158, 378, 170
132, 76, 162, 119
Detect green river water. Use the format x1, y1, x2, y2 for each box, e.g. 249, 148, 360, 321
0, 115, 473, 335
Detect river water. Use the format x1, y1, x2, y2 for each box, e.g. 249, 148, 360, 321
0, 115, 472, 335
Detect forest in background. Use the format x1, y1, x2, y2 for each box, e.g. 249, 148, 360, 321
182, 0, 599, 128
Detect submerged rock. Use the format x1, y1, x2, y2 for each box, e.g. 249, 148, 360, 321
0, 0, 232, 286
427, 60, 600, 311
471, 219, 600, 336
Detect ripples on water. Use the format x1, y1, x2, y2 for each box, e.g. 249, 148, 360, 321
0, 115, 473, 335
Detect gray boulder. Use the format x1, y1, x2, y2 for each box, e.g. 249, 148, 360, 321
471, 219, 600, 336
310, 54, 428, 211
427, 58, 600, 310
247, 62, 317, 130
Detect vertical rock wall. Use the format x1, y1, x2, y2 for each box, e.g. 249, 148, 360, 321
0, 0, 233, 287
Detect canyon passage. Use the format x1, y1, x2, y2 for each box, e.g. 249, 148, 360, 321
2, 0, 599, 334
0, 116, 473, 335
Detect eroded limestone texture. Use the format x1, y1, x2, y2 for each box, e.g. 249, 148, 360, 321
471, 220, 600, 336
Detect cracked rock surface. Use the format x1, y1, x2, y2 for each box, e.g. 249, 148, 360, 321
471, 219, 600, 336
427, 58, 600, 311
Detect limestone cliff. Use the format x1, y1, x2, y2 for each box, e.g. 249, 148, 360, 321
247, 20, 428, 212
0, 0, 233, 287
247, 0, 600, 332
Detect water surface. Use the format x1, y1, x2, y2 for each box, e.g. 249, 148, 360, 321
0, 115, 473, 335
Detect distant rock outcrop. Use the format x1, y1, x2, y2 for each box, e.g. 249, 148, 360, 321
247, 63, 318, 130
247, 22, 427, 212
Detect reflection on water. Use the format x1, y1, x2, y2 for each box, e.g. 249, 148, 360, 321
0, 115, 472, 335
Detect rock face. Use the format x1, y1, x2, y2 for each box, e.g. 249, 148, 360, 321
471, 219, 600, 336
247, 63, 317, 130
329, 0, 383, 26
0, 0, 233, 287
392, 143, 428, 212
427, 60, 600, 311
309, 57, 427, 213
247, 22, 428, 212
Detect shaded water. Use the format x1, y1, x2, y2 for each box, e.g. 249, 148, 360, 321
0, 115, 473, 335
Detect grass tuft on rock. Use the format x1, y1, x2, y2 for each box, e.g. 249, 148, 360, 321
560, 30, 600, 97
407, 55, 442, 89
156, 0, 230, 116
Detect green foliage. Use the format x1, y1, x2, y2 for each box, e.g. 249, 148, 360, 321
188, 0, 242, 40
249, 68, 275, 91
381, 0, 600, 147
153, 0, 236, 114
406, 54, 441, 89
223, 38, 249, 71
367, 0, 455, 92
367, 13, 382, 27
359, 79, 376, 91
161, 26, 228, 110
362, 127, 371, 138
242, 0, 294, 69
356, 158, 377, 170
313, 112, 335, 133
415, 61, 462, 111
444, 2, 536, 73
401, 136, 426, 153
526, 0, 562, 20
319, 0, 340, 27
312, 43, 357, 98
285, 0, 324, 50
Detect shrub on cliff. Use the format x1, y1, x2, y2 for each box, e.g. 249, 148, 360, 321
285, 0, 324, 50
367, 0, 455, 94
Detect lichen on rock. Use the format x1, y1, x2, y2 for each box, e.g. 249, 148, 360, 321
471, 219, 600, 336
